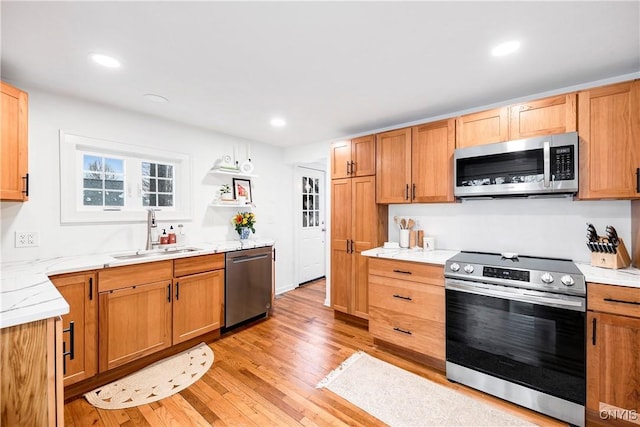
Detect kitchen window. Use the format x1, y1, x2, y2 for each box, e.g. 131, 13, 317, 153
60, 131, 191, 223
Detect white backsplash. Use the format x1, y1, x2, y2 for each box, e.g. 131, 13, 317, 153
389, 198, 632, 264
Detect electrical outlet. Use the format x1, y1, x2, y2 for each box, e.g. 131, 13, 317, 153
15, 231, 39, 248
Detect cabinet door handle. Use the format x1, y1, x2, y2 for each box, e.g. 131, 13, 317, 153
350, 160, 355, 175
636, 168, 639, 193
176, 282, 180, 300
167, 284, 171, 302
88, 277, 93, 301
412, 183, 416, 200
604, 297, 640, 306
393, 327, 412, 335
22, 173, 29, 197
346, 161, 351, 175
592, 318, 597, 345
393, 294, 413, 301
62, 321, 75, 375
350, 240, 355, 254
273, 248, 276, 262
393, 269, 412, 275
405, 184, 409, 200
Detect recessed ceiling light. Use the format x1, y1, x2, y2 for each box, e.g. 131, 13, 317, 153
270, 118, 286, 127
491, 41, 520, 57
143, 94, 169, 103
89, 53, 121, 68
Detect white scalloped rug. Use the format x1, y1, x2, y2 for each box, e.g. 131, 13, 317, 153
84, 343, 214, 410
317, 351, 537, 427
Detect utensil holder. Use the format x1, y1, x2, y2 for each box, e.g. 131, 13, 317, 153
399, 229, 409, 248
591, 238, 631, 269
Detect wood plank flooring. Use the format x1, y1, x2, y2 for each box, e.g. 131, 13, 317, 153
64, 279, 567, 426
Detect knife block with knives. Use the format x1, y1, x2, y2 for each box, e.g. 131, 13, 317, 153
587, 223, 631, 269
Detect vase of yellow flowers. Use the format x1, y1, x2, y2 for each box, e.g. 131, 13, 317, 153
231, 211, 256, 240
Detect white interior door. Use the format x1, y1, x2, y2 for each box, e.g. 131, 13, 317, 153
297, 167, 326, 285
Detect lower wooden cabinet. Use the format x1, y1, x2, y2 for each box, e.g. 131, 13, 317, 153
1, 317, 63, 426
50, 271, 97, 387
99, 280, 172, 371
368, 258, 445, 362
587, 283, 640, 425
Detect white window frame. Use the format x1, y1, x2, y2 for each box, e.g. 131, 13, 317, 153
60, 131, 192, 223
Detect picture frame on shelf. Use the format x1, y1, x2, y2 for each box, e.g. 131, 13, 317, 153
232, 178, 252, 203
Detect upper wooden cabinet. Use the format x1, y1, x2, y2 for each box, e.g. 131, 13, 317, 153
509, 93, 576, 139
330, 134, 376, 179
50, 272, 98, 387
376, 128, 412, 203
455, 107, 509, 148
578, 80, 640, 199
376, 121, 455, 204
1, 81, 29, 201
411, 119, 455, 203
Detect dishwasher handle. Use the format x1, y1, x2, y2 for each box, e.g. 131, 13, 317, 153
231, 254, 269, 264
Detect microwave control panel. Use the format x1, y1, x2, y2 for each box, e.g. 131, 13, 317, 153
551, 145, 575, 181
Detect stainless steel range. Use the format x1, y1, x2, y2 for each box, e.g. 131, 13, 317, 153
444, 251, 586, 427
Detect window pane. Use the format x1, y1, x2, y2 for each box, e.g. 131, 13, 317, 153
143, 193, 156, 206
308, 195, 314, 210
302, 212, 308, 227
158, 179, 173, 193
150, 163, 156, 176
105, 178, 124, 190
314, 179, 319, 194
158, 164, 168, 178
105, 191, 124, 206
308, 211, 314, 226
104, 158, 124, 174
315, 195, 319, 210
149, 179, 156, 192
158, 194, 173, 207
83, 175, 103, 189
83, 190, 103, 205
83, 155, 103, 171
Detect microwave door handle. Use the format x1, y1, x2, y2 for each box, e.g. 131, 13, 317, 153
543, 141, 551, 188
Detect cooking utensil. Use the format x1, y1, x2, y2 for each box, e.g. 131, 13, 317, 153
407, 219, 415, 230
605, 225, 619, 245
394, 216, 400, 229
586, 242, 594, 252
401, 218, 407, 229
586, 223, 598, 242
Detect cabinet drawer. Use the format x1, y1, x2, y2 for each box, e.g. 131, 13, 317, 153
98, 260, 173, 292
174, 253, 224, 277
368, 258, 443, 286
369, 306, 444, 360
369, 275, 444, 322
588, 283, 640, 318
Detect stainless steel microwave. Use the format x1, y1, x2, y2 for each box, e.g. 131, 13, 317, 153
454, 131, 579, 198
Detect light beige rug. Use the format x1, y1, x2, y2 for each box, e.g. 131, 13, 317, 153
316, 351, 537, 427
84, 343, 214, 410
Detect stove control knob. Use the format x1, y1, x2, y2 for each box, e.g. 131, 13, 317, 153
450, 263, 460, 272
463, 264, 474, 274
561, 275, 575, 286
541, 272, 554, 284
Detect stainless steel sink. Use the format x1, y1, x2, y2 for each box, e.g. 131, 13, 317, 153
111, 247, 201, 260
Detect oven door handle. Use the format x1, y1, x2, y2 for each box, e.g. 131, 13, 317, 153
543, 141, 551, 188
445, 279, 585, 312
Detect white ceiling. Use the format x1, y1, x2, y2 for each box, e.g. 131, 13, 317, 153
2, 1, 639, 147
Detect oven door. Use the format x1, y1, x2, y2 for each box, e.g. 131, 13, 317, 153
445, 279, 585, 405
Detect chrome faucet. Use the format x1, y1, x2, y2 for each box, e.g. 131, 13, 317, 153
146, 209, 158, 250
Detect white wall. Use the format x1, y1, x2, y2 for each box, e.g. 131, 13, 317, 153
0, 88, 296, 294
389, 198, 631, 264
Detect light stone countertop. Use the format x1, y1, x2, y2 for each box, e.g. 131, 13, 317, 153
0, 239, 275, 329
362, 246, 640, 289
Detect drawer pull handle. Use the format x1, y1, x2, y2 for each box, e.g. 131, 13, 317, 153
393, 269, 412, 275
393, 327, 412, 335
62, 321, 75, 375
604, 297, 640, 306
392, 294, 413, 301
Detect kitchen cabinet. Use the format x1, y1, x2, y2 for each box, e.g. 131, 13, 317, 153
173, 254, 225, 344
587, 283, 640, 425
578, 80, 640, 199
455, 107, 509, 149
1, 81, 29, 201
50, 271, 97, 387
98, 260, 173, 371
1, 317, 63, 426
368, 258, 445, 365
509, 93, 576, 140
376, 128, 412, 203
330, 134, 376, 179
331, 176, 387, 319
411, 119, 456, 202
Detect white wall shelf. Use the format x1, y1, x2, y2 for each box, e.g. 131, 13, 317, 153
209, 168, 258, 178
209, 201, 254, 208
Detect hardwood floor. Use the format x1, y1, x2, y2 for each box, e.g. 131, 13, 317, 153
64, 279, 567, 426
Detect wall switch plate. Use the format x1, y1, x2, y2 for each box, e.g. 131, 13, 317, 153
15, 231, 39, 248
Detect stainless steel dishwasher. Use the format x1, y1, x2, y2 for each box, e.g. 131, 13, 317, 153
225, 246, 273, 329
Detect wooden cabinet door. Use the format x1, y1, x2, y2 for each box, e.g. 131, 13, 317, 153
578, 80, 640, 199
173, 270, 224, 344
1, 82, 28, 201
50, 272, 97, 387
411, 119, 455, 203
509, 93, 576, 140
455, 107, 509, 148
331, 178, 352, 314
99, 280, 172, 372
351, 134, 376, 177
376, 128, 412, 203
351, 176, 377, 318
587, 311, 640, 423
330, 140, 352, 179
